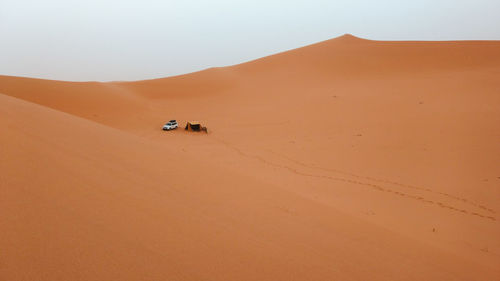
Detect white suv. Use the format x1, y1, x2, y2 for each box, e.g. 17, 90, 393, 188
162, 120, 178, 131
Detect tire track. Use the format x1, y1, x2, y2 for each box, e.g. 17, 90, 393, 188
213, 138, 496, 221
266, 149, 496, 215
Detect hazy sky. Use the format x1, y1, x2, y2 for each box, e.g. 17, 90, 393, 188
1, 0, 500, 81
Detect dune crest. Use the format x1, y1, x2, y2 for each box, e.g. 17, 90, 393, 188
333, 33, 366, 42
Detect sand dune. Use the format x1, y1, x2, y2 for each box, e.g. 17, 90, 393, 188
1, 35, 499, 280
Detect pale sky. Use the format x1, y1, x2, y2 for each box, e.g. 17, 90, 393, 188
1, 0, 499, 81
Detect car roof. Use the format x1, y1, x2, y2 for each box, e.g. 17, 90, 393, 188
169, 120, 177, 122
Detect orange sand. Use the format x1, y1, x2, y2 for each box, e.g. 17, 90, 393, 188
1, 35, 499, 280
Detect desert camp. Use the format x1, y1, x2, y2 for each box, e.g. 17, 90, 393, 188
184, 121, 208, 133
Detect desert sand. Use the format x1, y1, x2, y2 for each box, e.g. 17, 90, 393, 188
1, 34, 499, 280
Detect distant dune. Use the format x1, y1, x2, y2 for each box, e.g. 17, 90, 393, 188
1, 35, 499, 280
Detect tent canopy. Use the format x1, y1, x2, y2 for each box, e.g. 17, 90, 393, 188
185, 121, 202, 131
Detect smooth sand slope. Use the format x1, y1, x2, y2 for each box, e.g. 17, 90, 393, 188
1, 35, 499, 280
